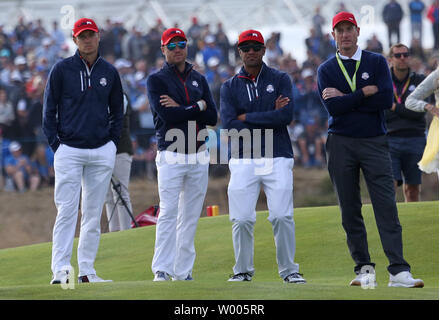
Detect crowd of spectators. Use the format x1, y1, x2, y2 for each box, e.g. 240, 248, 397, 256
1, 1, 439, 192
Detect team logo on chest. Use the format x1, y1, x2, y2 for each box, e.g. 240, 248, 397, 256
100, 77, 107, 86
266, 84, 274, 93
192, 80, 199, 87
361, 72, 369, 80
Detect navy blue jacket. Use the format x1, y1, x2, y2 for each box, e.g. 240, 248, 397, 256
146, 62, 217, 153
383, 2, 403, 24
220, 63, 294, 159
43, 50, 123, 152
317, 50, 393, 138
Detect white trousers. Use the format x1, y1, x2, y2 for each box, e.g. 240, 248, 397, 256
151, 150, 209, 280
227, 157, 299, 279
105, 153, 133, 232
51, 141, 116, 276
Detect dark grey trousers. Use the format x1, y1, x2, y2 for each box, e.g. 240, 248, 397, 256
326, 133, 411, 275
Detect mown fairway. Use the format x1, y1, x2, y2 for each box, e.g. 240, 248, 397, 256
0, 201, 438, 300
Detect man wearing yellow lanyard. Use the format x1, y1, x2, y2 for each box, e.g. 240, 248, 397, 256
385, 43, 430, 202
317, 12, 424, 288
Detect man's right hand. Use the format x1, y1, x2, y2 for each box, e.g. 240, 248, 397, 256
362, 85, 378, 97
160, 95, 179, 107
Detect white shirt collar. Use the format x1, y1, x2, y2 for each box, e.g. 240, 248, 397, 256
338, 46, 362, 61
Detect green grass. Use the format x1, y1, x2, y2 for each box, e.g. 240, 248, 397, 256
0, 201, 438, 300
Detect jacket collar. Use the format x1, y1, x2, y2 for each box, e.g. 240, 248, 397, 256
74, 49, 101, 69
390, 66, 413, 84
337, 46, 362, 61
237, 62, 266, 82
163, 61, 193, 77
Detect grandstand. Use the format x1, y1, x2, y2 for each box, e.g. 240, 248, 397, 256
0, 0, 433, 62
0, 0, 437, 191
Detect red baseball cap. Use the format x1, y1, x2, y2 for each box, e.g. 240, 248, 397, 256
72, 18, 99, 37
238, 29, 264, 46
332, 11, 358, 30
161, 28, 187, 46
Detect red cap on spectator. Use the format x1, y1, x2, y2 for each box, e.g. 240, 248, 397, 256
161, 28, 187, 45
72, 18, 99, 37
332, 11, 358, 30
238, 29, 264, 46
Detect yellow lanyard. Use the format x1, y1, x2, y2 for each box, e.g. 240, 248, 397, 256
336, 52, 361, 92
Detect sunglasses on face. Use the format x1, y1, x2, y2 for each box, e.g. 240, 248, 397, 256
393, 52, 410, 58
165, 41, 187, 51
77, 32, 98, 40
239, 44, 264, 53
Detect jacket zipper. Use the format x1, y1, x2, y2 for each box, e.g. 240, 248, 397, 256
239, 74, 260, 101
175, 68, 200, 152
80, 56, 101, 90
174, 70, 191, 104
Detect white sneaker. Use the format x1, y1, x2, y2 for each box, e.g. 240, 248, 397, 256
50, 270, 69, 284
284, 273, 307, 284
350, 269, 377, 288
388, 271, 424, 288
172, 275, 193, 281
228, 273, 252, 282
78, 274, 113, 283
153, 271, 171, 281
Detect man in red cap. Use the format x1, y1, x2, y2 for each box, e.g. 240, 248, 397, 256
44, 18, 123, 284
147, 28, 217, 281
220, 29, 306, 284
317, 12, 424, 288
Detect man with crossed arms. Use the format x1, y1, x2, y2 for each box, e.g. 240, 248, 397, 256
220, 29, 305, 284
317, 11, 424, 288
147, 28, 217, 281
